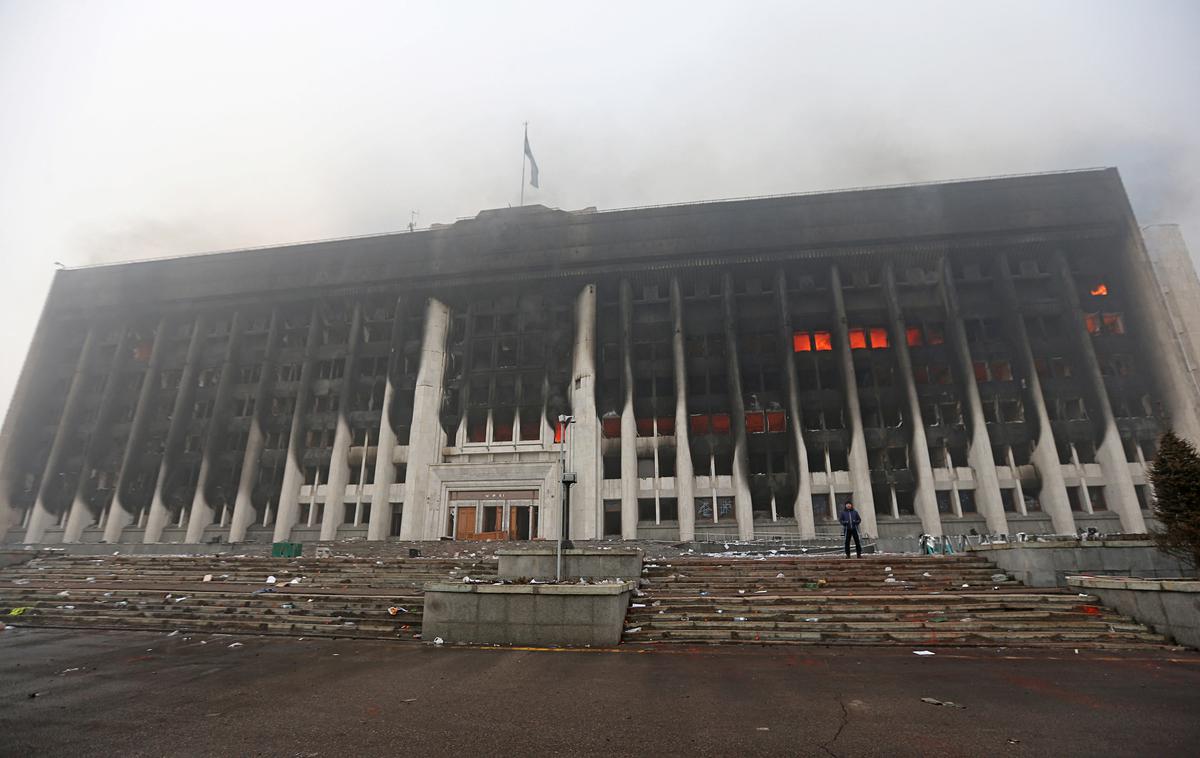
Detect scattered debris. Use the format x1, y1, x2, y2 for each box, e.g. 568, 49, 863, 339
173, 596, 190, 603
55, 590, 70, 597
991, 574, 1007, 583
756, 727, 770, 731
202, 574, 213, 582
921, 697, 966, 709
401, 698, 418, 704
626, 627, 642, 634
433, 637, 444, 646
228, 642, 244, 648
58, 667, 81, 675
7, 607, 29, 616
167, 630, 180, 637
265, 576, 277, 585
913, 650, 936, 656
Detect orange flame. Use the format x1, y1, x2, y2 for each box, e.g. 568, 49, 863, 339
1090, 284, 1108, 296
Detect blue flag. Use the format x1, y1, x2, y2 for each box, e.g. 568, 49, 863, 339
524, 133, 539, 189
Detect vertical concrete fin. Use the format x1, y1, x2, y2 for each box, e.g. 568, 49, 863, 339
996, 254, 1074, 534
775, 271, 815, 538
230, 308, 282, 542
185, 312, 243, 543
399, 298, 450, 540
368, 295, 407, 541
104, 316, 170, 543
830, 265, 878, 537
883, 264, 941, 536
273, 305, 323, 542
25, 326, 98, 543
320, 302, 364, 540
938, 258, 1008, 535
670, 277, 696, 542
145, 315, 209, 543
1051, 251, 1144, 533
721, 273, 754, 540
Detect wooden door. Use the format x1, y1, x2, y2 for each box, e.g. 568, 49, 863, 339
454, 506, 476, 540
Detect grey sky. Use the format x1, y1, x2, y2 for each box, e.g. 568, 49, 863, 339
1, 0, 1198, 414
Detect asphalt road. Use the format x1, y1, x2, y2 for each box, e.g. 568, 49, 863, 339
1, 628, 1197, 757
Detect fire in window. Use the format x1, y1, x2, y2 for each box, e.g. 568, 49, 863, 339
869, 328, 889, 349
813, 331, 833, 351
906, 326, 923, 347
792, 331, 811, 352
1090, 283, 1108, 297
849, 328, 868, 350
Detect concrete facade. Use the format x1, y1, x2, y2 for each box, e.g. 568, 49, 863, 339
2, 169, 1198, 546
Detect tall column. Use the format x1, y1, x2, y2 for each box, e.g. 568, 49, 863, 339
143, 316, 208, 542
104, 316, 169, 543
185, 313, 243, 542
24, 327, 98, 542
320, 303, 364, 540
618, 280, 638, 538
63, 329, 132, 542
669, 277, 697, 541
774, 272, 815, 538
830, 265, 878, 536
1052, 251, 1145, 533
939, 259, 1008, 534
883, 265, 942, 536
997, 255, 1074, 533
398, 298, 450, 540
273, 306, 323, 542
568, 284, 601, 540
368, 296, 409, 541
721, 273, 754, 540
229, 309, 282, 542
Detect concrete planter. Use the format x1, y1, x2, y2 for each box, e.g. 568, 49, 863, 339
1068, 575, 1200, 649
969, 540, 1194, 588
495, 547, 642, 581
423, 581, 635, 647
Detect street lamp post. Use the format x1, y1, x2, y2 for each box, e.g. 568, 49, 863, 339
557, 414, 576, 582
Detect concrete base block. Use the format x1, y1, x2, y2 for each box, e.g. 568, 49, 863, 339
496, 547, 643, 580
423, 581, 635, 647
1068, 576, 1200, 649
969, 541, 1195, 588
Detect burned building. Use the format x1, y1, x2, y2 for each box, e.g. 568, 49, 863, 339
2, 168, 1197, 545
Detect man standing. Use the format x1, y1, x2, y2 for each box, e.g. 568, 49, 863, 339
839, 500, 862, 558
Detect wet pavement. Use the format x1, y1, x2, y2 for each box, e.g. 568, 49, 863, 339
1, 627, 1197, 757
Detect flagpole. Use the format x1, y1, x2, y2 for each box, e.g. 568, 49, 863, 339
520, 122, 527, 207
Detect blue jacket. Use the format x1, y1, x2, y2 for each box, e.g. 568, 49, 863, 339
839, 508, 861, 534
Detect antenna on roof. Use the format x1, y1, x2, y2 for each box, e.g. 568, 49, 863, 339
408, 210, 420, 233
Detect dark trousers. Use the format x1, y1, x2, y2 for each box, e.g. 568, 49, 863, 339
844, 527, 862, 557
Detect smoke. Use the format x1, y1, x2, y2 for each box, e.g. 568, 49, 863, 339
0, 0, 1198, 412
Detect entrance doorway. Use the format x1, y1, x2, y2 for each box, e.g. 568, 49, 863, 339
448, 490, 539, 540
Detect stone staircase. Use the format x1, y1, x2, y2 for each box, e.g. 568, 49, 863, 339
0, 553, 497, 640
624, 555, 1167, 648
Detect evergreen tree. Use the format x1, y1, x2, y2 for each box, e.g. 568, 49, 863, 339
1148, 431, 1200, 569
